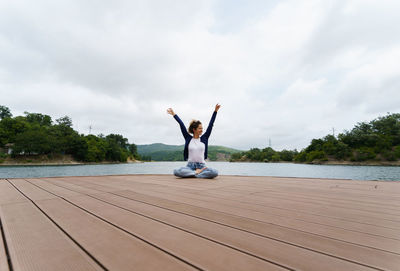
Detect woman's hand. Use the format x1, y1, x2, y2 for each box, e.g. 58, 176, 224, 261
167, 108, 175, 116
215, 103, 221, 112
195, 167, 208, 175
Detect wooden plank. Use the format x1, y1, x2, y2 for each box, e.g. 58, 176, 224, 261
50, 177, 400, 239
247, 182, 400, 205
135, 181, 400, 230
64, 177, 400, 252
188, 189, 400, 238
36, 198, 199, 271
78, 175, 400, 208
14, 175, 400, 270
28, 179, 287, 271
88, 192, 382, 271
30, 179, 377, 271
126, 188, 400, 252
0, 201, 102, 271
8, 179, 57, 201
0, 217, 10, 271
243, 187, 400, 211
111, 189, 400, 271
0, 180, 27, 206
57, 176, 400, 219
10, 181, 196, 271
40, 178, 400, 271
195, 190, 400, 224
127, 175, 400, 206
55, 176, 400, 230
128, 181, 400, 226
220, 187, 400, 214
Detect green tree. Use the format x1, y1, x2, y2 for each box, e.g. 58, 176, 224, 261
0, 107, 140, 163
305, 139, 324, 152
24, 112, 52, 126
84, 135, 107, 162
279, 149, 296, 161
352, 147, 376, 162
105, 134, 129, 162
68, 134, 88, 161
339, 122, 374, 148
306, 150, 327, 162
128, 143, 140, 159
13, 127, 51, 155
230, 152, 244, 161
56, 116, 73, 127
321, 135, 338, 155
394, 146, 400, 159
261, 147, 276, 161
0, 105, 12, 120
140, 155, 152, 161
49, 116, 78, 155
334, 142, 351, 160
374, 135, 393, 152
0, 116, 29, 145
271, 153, 280, 162
246, 148, 264, 161
381, 150, 397, 161
294, 151, 307, 162
106, 134, 129, 149
371, 113, 400, 145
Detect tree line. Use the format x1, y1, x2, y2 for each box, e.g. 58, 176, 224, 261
0, 105, 140, 162
138, 145, 238, 162
230, 113, 400, 163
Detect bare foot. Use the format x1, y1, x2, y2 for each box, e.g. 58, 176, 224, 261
195, 167, 207, 174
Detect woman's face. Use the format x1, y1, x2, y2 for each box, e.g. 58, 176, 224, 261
194, 124, 203, 135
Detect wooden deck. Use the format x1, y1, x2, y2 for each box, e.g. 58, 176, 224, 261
0, 175, 399, 271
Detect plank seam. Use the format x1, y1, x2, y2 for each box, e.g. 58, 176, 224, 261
5, 180, 108, 271
189, 190, 400, 231
42, 179, 387, 270
108, 192, 391, 271
240, 191, 400, 215
145, 187, 400, 230
86, 193, 296, 271
201, 188, 400, 217
0, 217, 13, 271
121, 190, 400, 255
49, 178, 400, 257
24, 180, 205, 271
54, 178, 400, 256
259, 189, 400, 209
33, 179, 295, 270
130, 185, 400, 233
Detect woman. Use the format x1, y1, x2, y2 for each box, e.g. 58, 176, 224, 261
167, 104, 221, 179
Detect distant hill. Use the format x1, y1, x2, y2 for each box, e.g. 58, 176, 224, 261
137, 143, 241, 161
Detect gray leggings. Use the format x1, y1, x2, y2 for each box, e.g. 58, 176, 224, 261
174, 162, 218, 179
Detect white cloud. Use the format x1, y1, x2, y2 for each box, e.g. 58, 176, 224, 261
1, 0, 400, 151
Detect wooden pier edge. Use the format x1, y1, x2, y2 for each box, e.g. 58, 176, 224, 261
0, 175, 399, 271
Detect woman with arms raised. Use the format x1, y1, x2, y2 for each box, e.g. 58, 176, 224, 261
167, 104, 221, 179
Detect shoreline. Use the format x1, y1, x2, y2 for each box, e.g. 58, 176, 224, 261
307, 160, 400, 167
230, 160, 400, 167
2, 159, 400, 167
0, 157, 143, 167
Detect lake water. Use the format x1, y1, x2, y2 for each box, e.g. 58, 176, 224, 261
0, 162, 399, 181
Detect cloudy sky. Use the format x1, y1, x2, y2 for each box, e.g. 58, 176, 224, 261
1, 0, 400, 151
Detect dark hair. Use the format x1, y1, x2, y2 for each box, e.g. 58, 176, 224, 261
188, 120, 202, 134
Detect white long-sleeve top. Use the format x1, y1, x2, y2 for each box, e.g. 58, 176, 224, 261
188, 138, 206, 163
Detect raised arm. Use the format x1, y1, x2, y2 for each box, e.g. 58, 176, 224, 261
203, 104, 221, 138
167, 108, 190, 139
